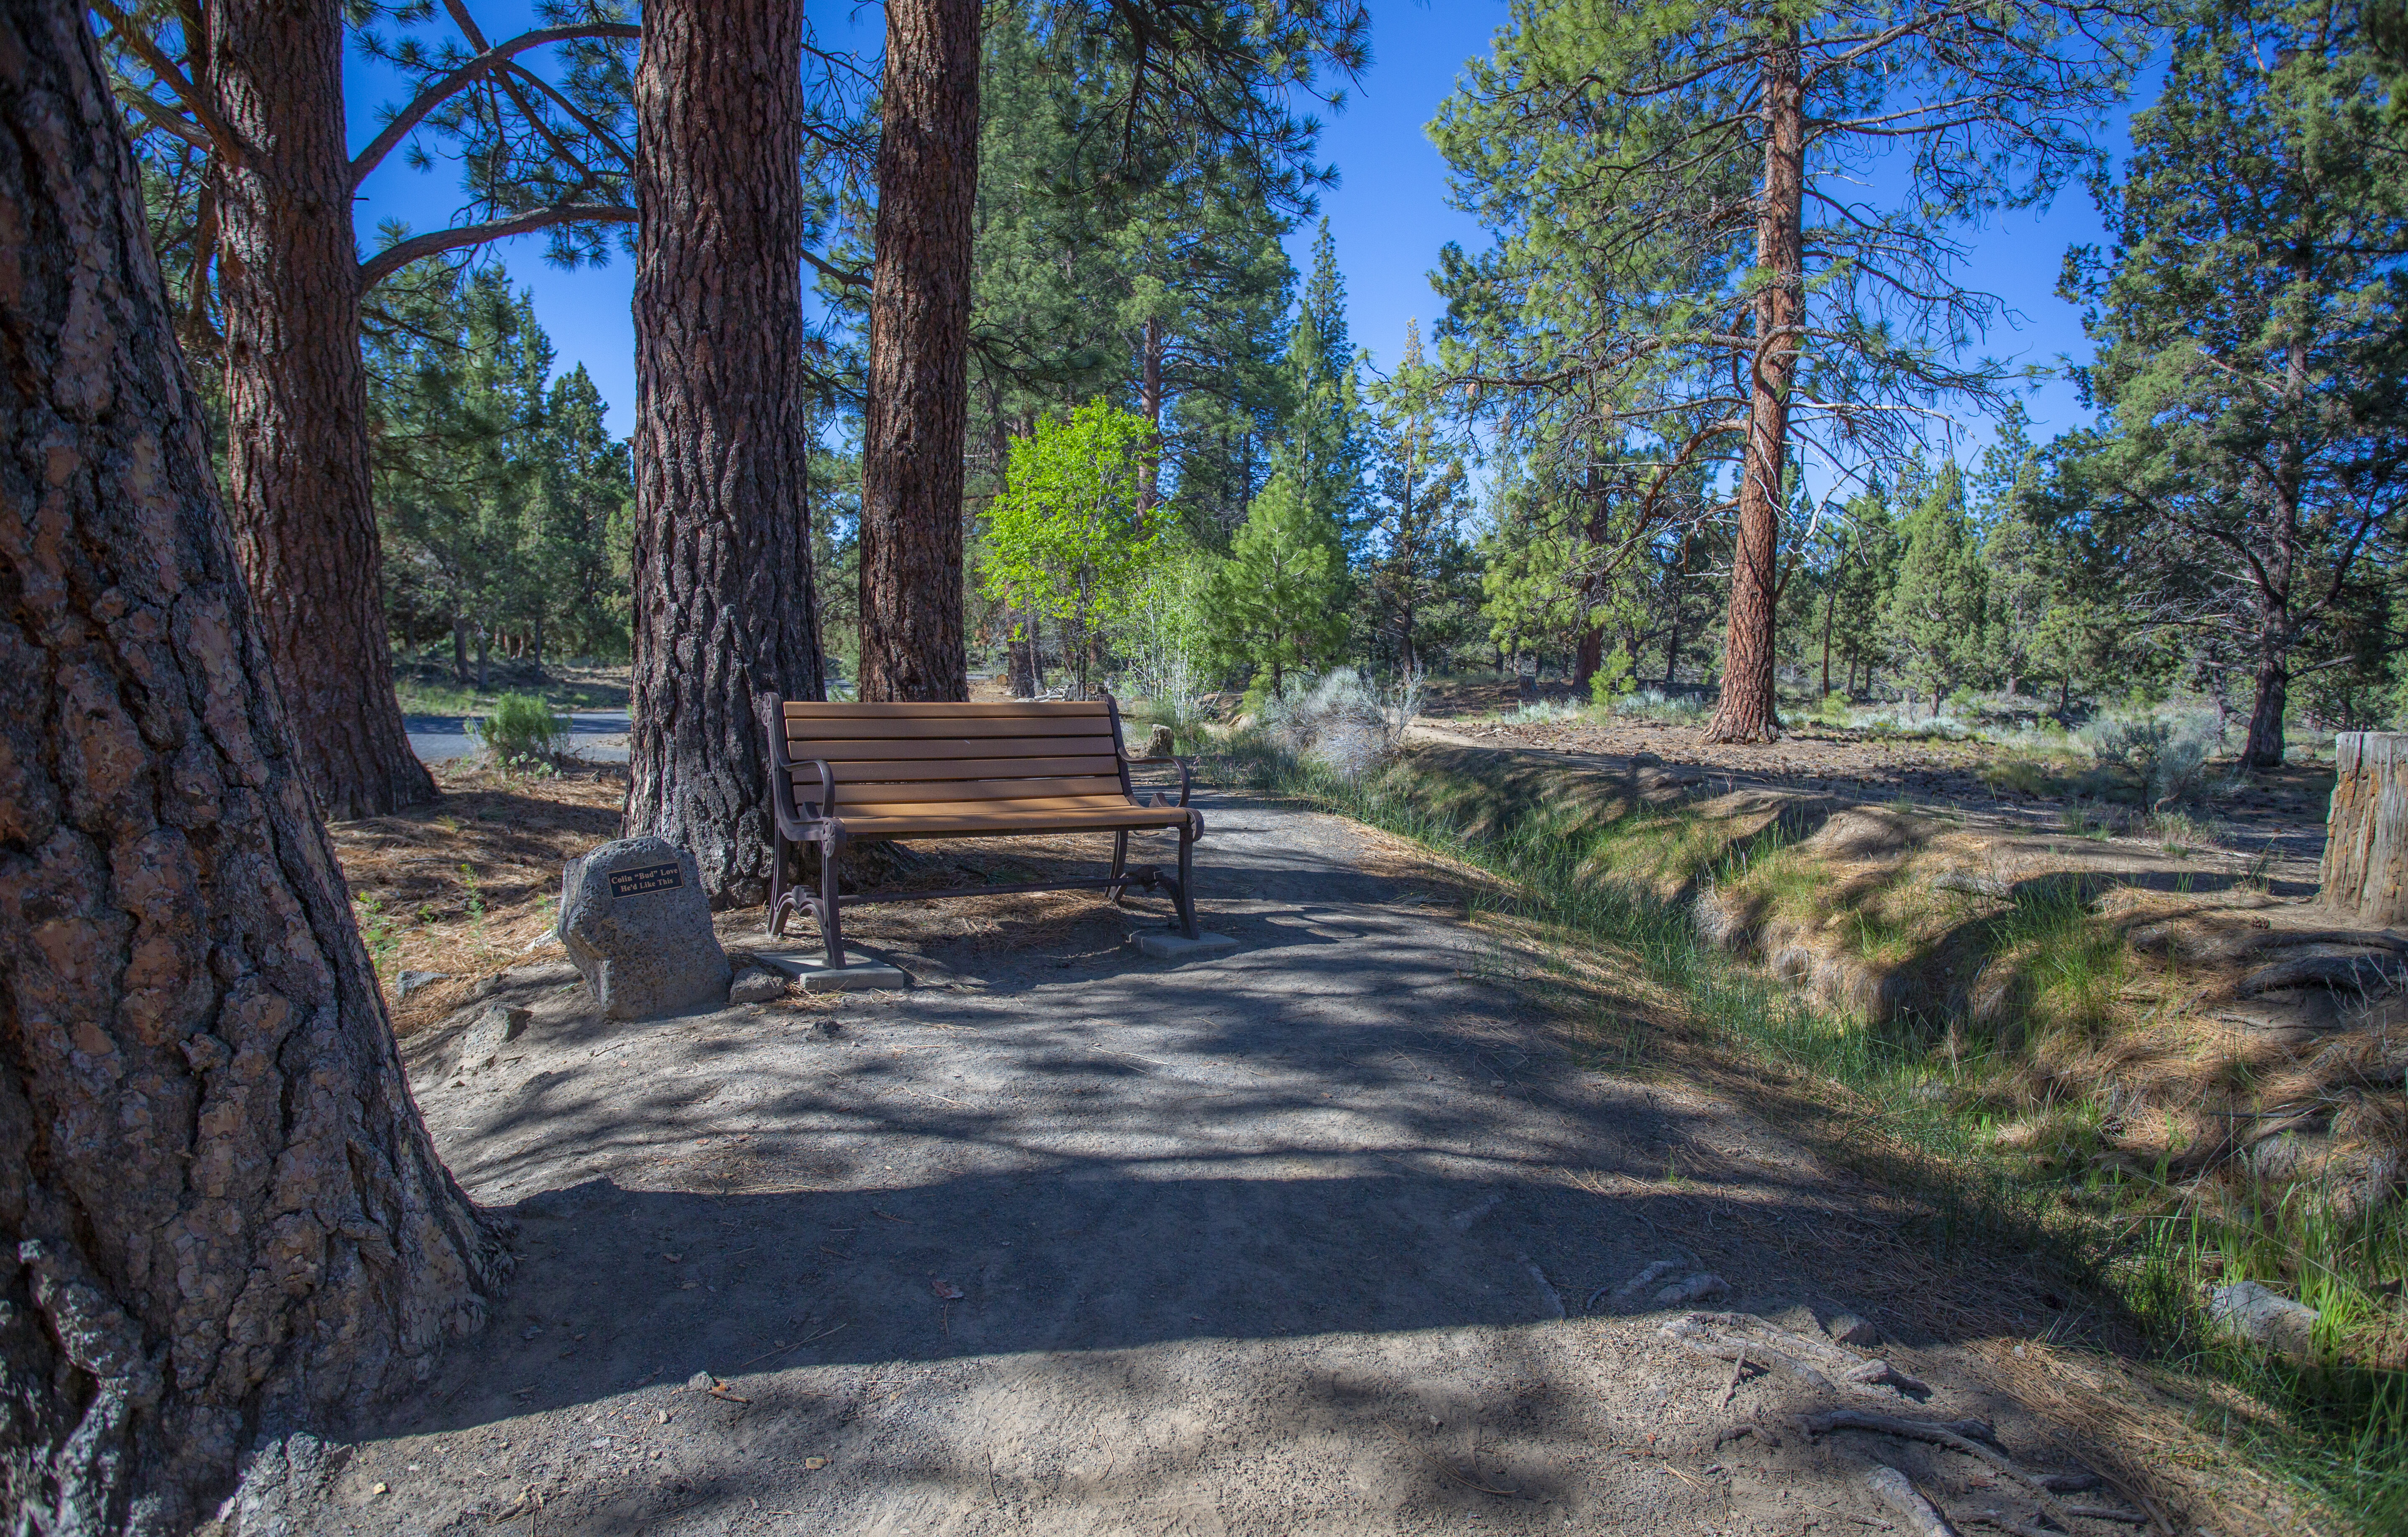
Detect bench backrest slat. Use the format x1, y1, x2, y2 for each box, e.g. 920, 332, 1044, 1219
781, 700, 1128, 805
784, 700, 1105, 719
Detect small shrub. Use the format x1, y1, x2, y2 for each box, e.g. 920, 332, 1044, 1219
1610, 687, 1708, 723
1589, 643, 1636, 707
1502, 699, 1583, 725
353, 893, 399, 978
1979, 753, 2063, 798
477, 692, 570, 769
1260, 667, 1421, 782
2079, 709, 2218, 808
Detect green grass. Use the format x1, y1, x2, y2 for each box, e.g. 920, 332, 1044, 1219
1203, 730, 2408, 1534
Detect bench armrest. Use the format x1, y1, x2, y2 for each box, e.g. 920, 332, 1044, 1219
1121, 748, 1191, 809
763, 703, 837, 832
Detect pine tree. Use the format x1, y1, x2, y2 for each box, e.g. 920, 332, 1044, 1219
1974, 406, 2049, 699
629, 0, 829, 903
368, 265, 545, 688
533, 366, 635, 662
2, 15, 508, 1520
1207, 470, 1349, 696
1273, 223, 1373, 551
1365, 320, 1474, 674
1824, 483, 1899, 700
1428, 0, 2142, 743
2064, 0, 2408, 766
1884, 462, 1987, 715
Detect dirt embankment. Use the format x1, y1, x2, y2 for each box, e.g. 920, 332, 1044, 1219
1380, 735, 2408, 1361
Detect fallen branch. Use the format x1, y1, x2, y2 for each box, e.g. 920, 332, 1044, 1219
1863, 1465, 1959, 1537
1806, 1411, 2077, 1532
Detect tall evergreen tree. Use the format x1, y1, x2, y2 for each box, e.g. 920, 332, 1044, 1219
1365, 320, 1474, 674
1208, 470, 1349, 694
1429, 0, 2142, 743
1273, 220, 1373, 544
2063, 0, 2408, 766
1822, 481, 1900, 700
533, 365, 635, 663
2, 11, 507, 1521
628, 0, 829, 904
1885, 462, 1988, 714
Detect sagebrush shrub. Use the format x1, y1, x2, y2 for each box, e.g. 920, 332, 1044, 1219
477, 693, 570, 769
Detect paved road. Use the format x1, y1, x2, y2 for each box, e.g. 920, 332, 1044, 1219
406, 711, 630, 765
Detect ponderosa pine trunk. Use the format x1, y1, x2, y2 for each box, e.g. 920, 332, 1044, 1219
0, 10, 509, 1528
2245, 644, 2290, 770
1704, 25, 1804, 746
857, 0, 979, 702
627, 0, 827, 906
205, 0, 436, 819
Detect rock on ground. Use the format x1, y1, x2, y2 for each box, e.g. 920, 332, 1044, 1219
558, 835, 732, 1020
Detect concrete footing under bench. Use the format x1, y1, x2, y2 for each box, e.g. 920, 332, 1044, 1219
1134, 930, 1240, 963
749, 948, 911, 992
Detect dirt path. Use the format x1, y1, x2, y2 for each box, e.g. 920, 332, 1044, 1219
293, 794, 2206, 1537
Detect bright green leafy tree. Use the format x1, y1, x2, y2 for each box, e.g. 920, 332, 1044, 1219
982, 399, 1169, 697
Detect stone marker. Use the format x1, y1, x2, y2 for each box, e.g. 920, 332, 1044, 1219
558, 837, 732, 1019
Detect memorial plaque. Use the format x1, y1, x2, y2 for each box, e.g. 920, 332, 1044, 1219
608, 862, 685, 898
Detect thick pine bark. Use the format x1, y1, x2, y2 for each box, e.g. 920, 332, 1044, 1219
627, 0, 828, 906
2320, 733, 2408, 926
204, 0, 435, 819
0, 11, 508, 1530
1704, 27, 1804, 746
858, 0, 979, 702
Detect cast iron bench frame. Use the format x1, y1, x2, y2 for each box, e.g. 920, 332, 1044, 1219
764, 696, 1201, 968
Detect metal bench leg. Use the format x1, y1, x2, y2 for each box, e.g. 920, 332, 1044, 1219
820, 832, 846, 968
1107, 830, 1130, 905
768, 830, 791, 937
1174, 823, 1199, 939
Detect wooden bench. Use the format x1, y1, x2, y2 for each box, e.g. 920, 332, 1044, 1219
763, 697, 1202, 968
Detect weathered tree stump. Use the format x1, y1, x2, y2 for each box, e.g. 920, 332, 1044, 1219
2320, 733, 2408, 926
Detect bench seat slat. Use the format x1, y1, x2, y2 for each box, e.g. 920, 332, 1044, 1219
796, 756, 1117, 784
818, 776, 1128, 805
787, 716, 1114, 741
833, 804, 1192, 837
796, 736, 1117, 763
784, 700, 1107, 719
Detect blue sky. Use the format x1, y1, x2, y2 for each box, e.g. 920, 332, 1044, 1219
350, 0, 2131, 462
